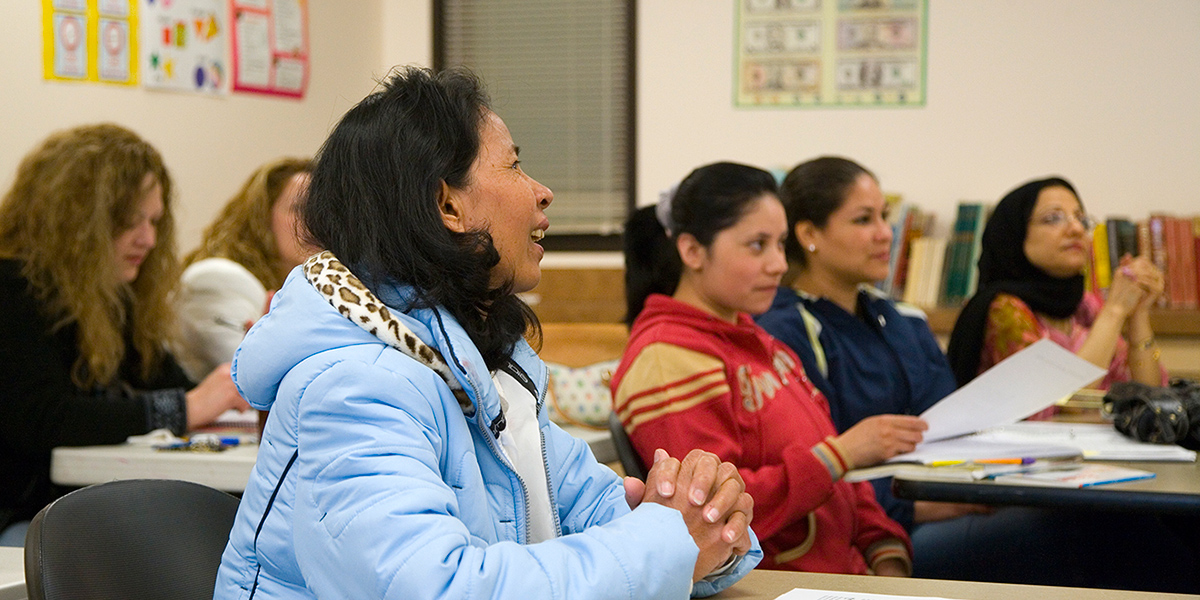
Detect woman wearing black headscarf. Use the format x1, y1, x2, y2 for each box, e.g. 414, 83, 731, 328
947, 177, 1166, 403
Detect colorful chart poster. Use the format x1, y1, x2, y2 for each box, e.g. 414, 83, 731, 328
140, 0, 226, 94
231, 0, 309, 98
43, 0, 138, 85
735, 0, 927, 107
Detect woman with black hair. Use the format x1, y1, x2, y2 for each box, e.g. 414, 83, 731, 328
612, 161, 925, 576
756, 156, 982, 532
214, 67, 758, 600
948, 177, 1166, 397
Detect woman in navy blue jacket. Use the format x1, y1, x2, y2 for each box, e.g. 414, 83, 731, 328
756, 156, 968, 532
757, 156, 1198, 592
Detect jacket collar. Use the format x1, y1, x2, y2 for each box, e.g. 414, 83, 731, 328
301, 252, 542, 432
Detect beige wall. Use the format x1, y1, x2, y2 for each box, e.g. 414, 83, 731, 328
3, 2, 1197, 252
0, 0, 401, 252
638, 1, 1200, 237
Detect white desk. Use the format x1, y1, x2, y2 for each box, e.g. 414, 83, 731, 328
51, 424, 615, 493
717, 569, 1198, 599
0, 547, 25, 600
51, 443, 260, 493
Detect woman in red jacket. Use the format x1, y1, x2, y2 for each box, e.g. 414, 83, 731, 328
611, 162, 927, 575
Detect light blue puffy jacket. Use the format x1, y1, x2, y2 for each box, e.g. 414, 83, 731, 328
213, 268, 761, 599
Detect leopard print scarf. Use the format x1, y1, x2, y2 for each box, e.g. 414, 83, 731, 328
303, 251, 472, 412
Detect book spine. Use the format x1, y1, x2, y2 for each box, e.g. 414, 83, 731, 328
1148, 215, 1169, 308
902, 237, 925, 305
1178, 217, 1198, 309
965, 204, 988, 297
940, 203, 970, 306
882, 204, 909, 296
1137, 219, 1151, 259
925, 238, 948, 308
1092, 220, 1111, 289
1106, 217, 1123, 271
1118, 220, 1139, 261
892, 208, 919, 299
1165, 216, 1186, 309
1194, 217, 1200, 307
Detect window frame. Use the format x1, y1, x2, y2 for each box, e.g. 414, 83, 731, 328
432, 0, 637, 252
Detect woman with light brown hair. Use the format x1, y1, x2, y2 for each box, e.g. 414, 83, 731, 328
0, 123, 248, 546
175, 157, 313, 379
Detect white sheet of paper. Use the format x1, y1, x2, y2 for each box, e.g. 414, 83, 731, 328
973, 422, 1197, 462
883, 435, 1080, 466
775, 588, 953, 600
919, 339, 1106, 442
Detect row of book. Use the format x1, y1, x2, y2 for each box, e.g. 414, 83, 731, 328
879, 198, 1200, 310
880, 199, 989, 309
1089, 215, 1200, 310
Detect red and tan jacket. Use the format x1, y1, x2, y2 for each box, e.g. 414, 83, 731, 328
611, 294, 910, 575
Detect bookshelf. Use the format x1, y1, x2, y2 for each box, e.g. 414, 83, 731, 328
924, 306, 1200, 379
525, 261, 1200, 379
923, 306, 1200, 337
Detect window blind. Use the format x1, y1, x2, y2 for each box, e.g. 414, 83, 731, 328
438, 0, 632, 235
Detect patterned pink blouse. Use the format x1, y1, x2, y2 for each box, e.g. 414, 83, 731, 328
979, 292, 1167, 420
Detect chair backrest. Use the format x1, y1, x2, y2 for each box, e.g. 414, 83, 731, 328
608, 412, 647, 480
24, 479, 240, 600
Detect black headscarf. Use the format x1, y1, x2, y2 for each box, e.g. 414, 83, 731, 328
946, 177, 1085, 386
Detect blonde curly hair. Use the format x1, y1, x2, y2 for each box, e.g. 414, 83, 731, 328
0, 123, 179, 388
184, 157, 312, 290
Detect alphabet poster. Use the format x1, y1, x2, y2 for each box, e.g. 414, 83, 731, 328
231, 0, 308, 98
736, 0, 927, 107
139, 0, 226, 94
42, 0, 137, 85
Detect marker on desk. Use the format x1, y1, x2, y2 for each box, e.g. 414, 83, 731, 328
974, 457, 1036, 465
929, 460, 966, 467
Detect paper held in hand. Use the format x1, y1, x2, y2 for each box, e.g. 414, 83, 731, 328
844, 340, 1107, 482
919, 338, 1106, 442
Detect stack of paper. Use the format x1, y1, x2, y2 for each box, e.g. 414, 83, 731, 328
970, 422, 1197, 462
992, 464, 1155, 488
844, 340, 1196, 482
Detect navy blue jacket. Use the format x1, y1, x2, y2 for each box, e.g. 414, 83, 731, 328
756, 286, 956, 530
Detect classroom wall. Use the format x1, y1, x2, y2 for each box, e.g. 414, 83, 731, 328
5, 2, 1196, 252
0, 1, 395, 252
638, 1, 1200, 237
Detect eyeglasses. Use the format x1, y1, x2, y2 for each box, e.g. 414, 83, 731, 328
1032, 210, 1096, 230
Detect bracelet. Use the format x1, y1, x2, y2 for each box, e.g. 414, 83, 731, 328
1132, 337, 1156, 351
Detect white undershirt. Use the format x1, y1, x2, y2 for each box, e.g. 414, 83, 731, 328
492, 370, 557, 544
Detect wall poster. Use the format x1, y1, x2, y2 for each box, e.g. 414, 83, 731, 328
140, 0, 226, 94
231, 0, 309, 98
42, 0, 137, 85
736, 0, 927, 108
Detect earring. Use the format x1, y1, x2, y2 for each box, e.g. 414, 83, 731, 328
807, 244, 817, 252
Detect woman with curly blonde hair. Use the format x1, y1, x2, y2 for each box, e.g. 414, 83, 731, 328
175, 157, 312, 380
0, 123, 248, 545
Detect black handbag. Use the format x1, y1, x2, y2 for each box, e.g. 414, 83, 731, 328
1103, 379, 1200, 450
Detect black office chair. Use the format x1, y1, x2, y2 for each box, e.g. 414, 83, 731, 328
24, 479, 240, 600
608, 412, 647, 480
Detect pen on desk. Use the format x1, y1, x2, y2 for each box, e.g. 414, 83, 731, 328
974, 457, 1036, 465
929, 460, 966, 467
